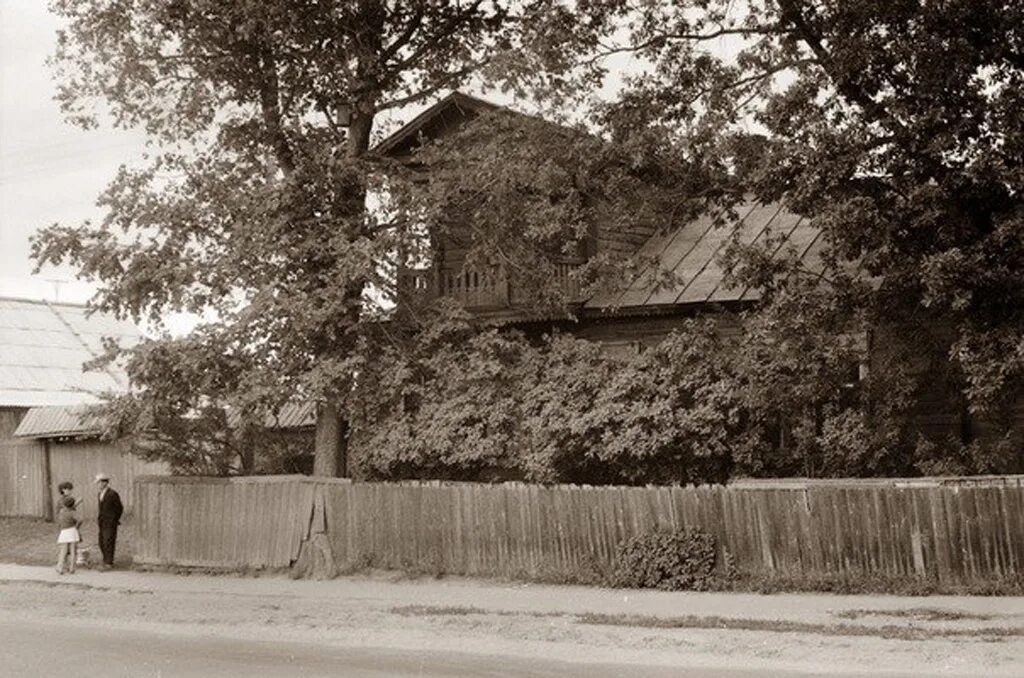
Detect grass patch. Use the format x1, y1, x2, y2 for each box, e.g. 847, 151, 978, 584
392, 604, 491, 617
390, 604, 564, 619
713, 571, 1024, 597
134, 562, 289, 578
834, 607, 995, 622
575, 612, 1023, 641
331, 558, 1024, 596
389, 604, 1020, 642
0, 517, 135, 568
0, 578, 151, 595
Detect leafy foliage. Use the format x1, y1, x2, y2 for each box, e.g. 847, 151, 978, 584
610, 530, 718, 591
353, 302, 1022, 480
33, 1, 1024, 477
574, 0, 1024, 464
352, 307, 529, 480
32, 1, 597, 474
353, 316, 742, 484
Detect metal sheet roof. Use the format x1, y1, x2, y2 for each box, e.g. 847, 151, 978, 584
225, 401, 318, 430
13, 404, 104, 438
271, 401, 317, 429
585, 201, 825, 311
16, 401, 317, 439
0, 297, 142, 407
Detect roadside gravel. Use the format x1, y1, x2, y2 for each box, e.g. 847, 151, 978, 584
0, 564, 1021, 676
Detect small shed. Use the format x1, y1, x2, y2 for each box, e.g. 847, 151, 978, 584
0, 296, 143, 518
13, 405, 168, 522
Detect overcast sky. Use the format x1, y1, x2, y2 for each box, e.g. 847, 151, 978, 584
0, 1, 149, 303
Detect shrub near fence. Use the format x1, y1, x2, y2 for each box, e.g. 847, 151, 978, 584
133, 476, 1024, 587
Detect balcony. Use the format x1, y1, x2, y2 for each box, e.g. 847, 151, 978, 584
398, 262, 582, 310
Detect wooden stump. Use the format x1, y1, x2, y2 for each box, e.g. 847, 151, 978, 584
291, 532, 337, 580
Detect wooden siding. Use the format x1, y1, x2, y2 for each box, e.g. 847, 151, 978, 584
0, 439, 48, 517
0, 436, 169, 520
0, 407, 27, 440
134, 476, 1024, 586
48, 440, 168, 522
571, 312, 743, 358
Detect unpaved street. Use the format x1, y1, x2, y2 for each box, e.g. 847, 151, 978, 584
1, 618, 858, 678
0, 564, 1021, 677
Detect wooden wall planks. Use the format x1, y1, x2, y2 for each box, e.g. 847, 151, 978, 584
133, 476, 1024, 585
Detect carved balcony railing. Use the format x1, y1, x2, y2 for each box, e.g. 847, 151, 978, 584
398, 261, 582, 310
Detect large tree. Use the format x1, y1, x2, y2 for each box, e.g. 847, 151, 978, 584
389, 0, 1024, 475
595, 0, 1024, 468
34, 0, 598, 475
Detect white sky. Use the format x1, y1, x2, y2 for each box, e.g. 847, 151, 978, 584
0, 1, 148, 304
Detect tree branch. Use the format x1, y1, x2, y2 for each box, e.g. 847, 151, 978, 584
383, 0, 486, 75
380, 4, 427, 62
375, 58, 489, 114
255, 44, 296, 175
776, 0, 904, 136
587, 24, 784, 64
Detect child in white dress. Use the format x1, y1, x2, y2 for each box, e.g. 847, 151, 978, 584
56, 495, 81, 574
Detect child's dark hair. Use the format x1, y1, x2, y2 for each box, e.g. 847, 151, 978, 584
61, 495, 76, 509
58, 481, 73, 493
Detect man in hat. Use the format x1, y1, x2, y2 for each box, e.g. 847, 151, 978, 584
95, 473, 123, 570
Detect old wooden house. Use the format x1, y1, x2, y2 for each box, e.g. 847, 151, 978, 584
376, 92, 821, 344
376, 92, 1021, 457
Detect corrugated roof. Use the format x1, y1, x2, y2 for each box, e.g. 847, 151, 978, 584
585, 201, 825, 312
16, 401, 317, 439
271, 401, 317, 428
226, 401, 318, 430
0, 297, 142, 407
13, 404, 104, 438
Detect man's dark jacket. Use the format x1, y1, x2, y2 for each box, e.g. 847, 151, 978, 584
98, 488, 123, 527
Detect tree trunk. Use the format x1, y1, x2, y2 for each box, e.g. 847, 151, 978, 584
312, 100, 374, 478
239, 425, 256, 475
313, 401, 348, 477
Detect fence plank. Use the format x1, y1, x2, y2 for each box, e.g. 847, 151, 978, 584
131, 476, 1024, 584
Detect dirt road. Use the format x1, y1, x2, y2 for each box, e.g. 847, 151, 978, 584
0, 618, 872, 678
0, 564, 1021, 676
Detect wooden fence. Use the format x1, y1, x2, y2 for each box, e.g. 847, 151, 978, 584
133, 475, 336, 568
133, 475, 1024, 585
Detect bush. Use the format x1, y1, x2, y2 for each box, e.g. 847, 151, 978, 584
610, 529, 718, 591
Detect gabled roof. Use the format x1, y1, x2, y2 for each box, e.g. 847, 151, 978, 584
376, 95, 828, 321
585, 200, 825, 314
374, 91, 500, 158
0, 297, 142, 407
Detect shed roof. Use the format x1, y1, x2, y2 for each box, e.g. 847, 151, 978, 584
0, 297, 142, 408
12, 404, 104, 438
14, 401, 317, 439
584, 200, 825, 314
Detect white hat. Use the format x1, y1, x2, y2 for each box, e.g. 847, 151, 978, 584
94, 472, 110, 482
